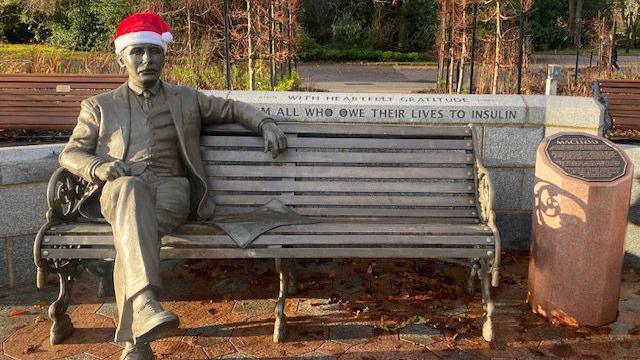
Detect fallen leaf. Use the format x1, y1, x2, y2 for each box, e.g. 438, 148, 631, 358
23, 344, 38, 354
10, 309, 26, 316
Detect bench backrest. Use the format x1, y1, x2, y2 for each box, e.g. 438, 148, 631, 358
0, 73, 126, 130
203, 122, 480, 223
595, 79, 640, 132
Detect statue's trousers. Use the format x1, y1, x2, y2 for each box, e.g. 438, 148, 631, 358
99, 172, 190, 342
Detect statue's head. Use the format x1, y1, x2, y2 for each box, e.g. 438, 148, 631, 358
118, 44, 165, 88
113, 12, 173, 88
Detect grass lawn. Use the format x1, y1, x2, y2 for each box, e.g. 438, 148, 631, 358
0, 43, 106, 60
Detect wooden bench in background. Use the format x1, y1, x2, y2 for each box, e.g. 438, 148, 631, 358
0, 73, 126, 130
34, 122, 501, 344
593, 79, 640, 140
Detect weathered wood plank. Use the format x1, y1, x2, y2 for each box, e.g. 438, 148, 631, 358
44, 234, 493, 247
215, 206, 479, 218
202, 136, 473, 150
208, 164, 474, 179
211, 194, 477, 207
42, 247, 492, 259
205, 123, 473, 137
209, 179, 475, 193
203, 150, 473, 165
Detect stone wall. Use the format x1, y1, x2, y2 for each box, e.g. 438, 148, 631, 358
0, 144, 64, 287
0, 92, 608, 287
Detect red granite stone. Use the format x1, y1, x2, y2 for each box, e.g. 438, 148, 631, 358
529, 133, 633, 327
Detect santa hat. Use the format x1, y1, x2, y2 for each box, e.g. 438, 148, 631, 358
113, 12, 173, 54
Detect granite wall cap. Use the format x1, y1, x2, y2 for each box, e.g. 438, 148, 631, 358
0, 144, 65, 185
0, 144, 64, 164
544, 96, 604, 130
202, 91, 530, 124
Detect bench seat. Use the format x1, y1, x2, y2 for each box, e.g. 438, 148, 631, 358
42, 219, 495, 259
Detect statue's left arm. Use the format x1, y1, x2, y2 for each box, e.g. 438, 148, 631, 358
196, 91, 287, 157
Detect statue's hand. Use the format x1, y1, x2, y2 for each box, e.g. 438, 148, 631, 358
262, 122, 287, 158
95, 160, 130, 181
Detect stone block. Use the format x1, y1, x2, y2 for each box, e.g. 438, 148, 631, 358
522, 95, 546, 124
496, 211, 532, 250
1, 159, 58, 186
522, 169, 536, 211
483, 126, 543, 167
616, 145, 640, 269
329, 324, 373, 345
0, 239, 7, 288
529, 134, 631, 326
0, 144, 63, 186
544, 96, 604, 131
0, 235, 37, 287
0, 182, 47, 238
231, 299, 276, 317
399, 324, 442, 345
489, 169, 524, 211
205, 91, 529, 125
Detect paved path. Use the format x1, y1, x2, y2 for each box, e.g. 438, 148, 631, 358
298, 54, 638, 93
2, 254, 640, 359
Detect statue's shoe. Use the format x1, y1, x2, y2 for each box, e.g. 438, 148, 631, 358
132, 299, 179, 344
120, 342, 153, 360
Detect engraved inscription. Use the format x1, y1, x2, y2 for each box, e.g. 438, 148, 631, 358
545, 135, 627, 182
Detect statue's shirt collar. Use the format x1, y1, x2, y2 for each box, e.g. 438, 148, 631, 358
128, 80, 162, 97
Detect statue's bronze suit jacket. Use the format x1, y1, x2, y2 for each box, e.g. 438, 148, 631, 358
60, 82, 269, 220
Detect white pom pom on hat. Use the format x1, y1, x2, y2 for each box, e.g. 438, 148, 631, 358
113, 12, 173, 54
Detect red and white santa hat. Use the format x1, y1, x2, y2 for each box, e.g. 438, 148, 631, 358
113, 12, 173, 54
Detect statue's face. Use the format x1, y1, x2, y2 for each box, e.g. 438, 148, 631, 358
118, 44, 165, 88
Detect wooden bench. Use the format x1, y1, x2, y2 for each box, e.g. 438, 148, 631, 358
593, 79, 640, 139
0, 74, 126, 130
34, 122, 501, 344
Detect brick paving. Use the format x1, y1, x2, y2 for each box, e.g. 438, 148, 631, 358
1, 254, 639, 359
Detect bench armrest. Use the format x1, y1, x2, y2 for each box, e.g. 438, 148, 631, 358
34, 167, 89, 286
476, 157, 501, 287
46, 167, 89, 223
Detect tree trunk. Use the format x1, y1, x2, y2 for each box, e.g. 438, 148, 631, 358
437, 1, 447, 88
247, 0, 255, 90
492, 0, 501, 95
448, 0, 456, 94
457, 0, 468, 94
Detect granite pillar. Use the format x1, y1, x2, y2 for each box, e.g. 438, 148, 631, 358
528, 132, 633, 326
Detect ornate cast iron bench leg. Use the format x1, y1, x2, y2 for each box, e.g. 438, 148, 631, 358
49, 261, 79, 345
479, 258, 495, 342
273, 258, 288, 343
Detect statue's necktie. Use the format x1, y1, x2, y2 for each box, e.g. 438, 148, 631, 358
142, 89, 152, 113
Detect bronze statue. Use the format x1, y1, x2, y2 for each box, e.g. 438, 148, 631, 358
59, 12, 287, 360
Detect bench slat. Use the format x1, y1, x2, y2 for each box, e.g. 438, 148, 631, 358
48, 222, 491, 235
202, 136, 473, 150
44, 234, 491, 247
204, 151, 473, 165
207, 165, 474, 180
211, 194, 477, 207
41, 247, 492, 259
215, 206, 479, 218
209, 179, 474, 193
208, 123, 473, 137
